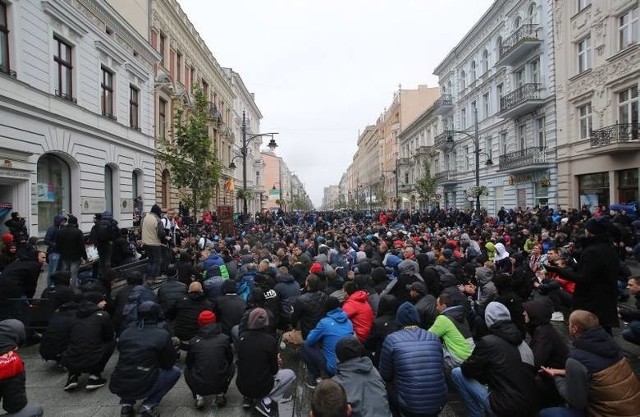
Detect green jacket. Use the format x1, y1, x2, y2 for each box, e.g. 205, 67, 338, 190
429, 314, 472, 362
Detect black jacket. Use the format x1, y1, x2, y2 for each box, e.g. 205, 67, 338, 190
0, 260, 42, 299
273, 274, 301, 314
109, 320, 176, 399
55, 225, 87, 262
60, 302, 114, 373
495, 290, 527, 337
39, 302, 78, 361
41, 284, 75, 312
235, 329, 278, 399
171, 293, 213, 342
291, 290, 328, 339
524, 300, 568, 370
213, 294, 246, 336
157, 279, 187, 314
461, 324, 538, 416
184, 324, 233, 395
413, 294, 437, 329
619, 294, 640, 322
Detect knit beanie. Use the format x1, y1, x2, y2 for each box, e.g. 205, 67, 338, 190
336, 336, 366, 362
247, 307, 268, 330
585, 217, 609, 235
2, 233, 13, 245
396, 302, 420, 327
198, 310, 216, 326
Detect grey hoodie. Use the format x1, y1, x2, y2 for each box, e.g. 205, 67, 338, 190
332, 356, 392, 417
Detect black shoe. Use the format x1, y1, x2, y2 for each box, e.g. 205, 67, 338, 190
120, 405, 135, 417
255, 398, 277, 417
86, 375, 107, 390
242, 397, 253, 409
305, 375, 319, 389
214, 394, 227, 407
64, 374, 79, 391
139, 406, 160, 417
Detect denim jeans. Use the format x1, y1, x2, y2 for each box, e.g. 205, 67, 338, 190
300, 344, 331, 378
538, 407, 585, 417
4, 403, 44, 417
47, 253, 60, 287
120, 366, 181, 408
144, 245, 162, 279
60, 259, 82, 289
622, 321, 640, 345
267, 369, 296, 402
450, 367, 493, 417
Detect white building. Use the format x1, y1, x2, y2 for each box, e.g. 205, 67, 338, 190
433, 0, 558, 213
0, 0, 158, 236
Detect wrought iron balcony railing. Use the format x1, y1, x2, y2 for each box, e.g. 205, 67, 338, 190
498, 147, 546, 171
434, 169, 457, 182
590, 123, 640, 147
500, 83, 541, 113
499, 24, 540, 59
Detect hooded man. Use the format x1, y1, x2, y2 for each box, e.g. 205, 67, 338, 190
341, 281, 374, 342
331, 336, 391, 417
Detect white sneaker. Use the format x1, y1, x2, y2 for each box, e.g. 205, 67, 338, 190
195, 394, 205, 409
551, 312, 565, 322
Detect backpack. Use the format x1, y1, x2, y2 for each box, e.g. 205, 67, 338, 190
236, 281, 252, 302
96, 219, 118, 242
120, 285, 157, 330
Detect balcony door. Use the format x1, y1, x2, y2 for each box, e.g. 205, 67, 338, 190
618, 86, 639, 140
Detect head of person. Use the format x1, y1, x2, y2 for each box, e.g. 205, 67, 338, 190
305, 274, 322, 292
568, 310, 600, 340
627, 276, 640, 296
310, 379, 352, 417
343, 281, 357, 297
188, 281, 203, 294
335, 336, 366, 363
484, 301, 511, 328
151, 204, 162, 217
0, 319, 26, 352
138, 301, 163, 324
584, 216, 610, 238
436, 293, 452, 313
247, 307, 269, 330
198, 310, 216, 327
407, 281, 428, 300
324, 296, 342, 315
396, 301, 420, 327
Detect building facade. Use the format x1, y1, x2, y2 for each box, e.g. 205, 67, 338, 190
433, 0, 558, 214
0, 0, 158, 235
150, 0, 235, 213
554, 0, 640, 210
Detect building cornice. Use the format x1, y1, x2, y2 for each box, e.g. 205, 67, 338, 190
42, 0, 91, 36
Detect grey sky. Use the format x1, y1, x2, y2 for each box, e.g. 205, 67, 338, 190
178, 0, 494, 208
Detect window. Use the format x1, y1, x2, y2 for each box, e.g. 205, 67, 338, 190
176, 51, 182, 83
528, 3, 538, 23
515, 67, 525, 87
578, 103, 592, 139
101, 66, 114, 118
578, 0, 591, 12
470, 61, 476, 82
104, 165, 114, 212
483, 92, 490, 118
577, 37, 591, 73
619, 8, 639, 50
482, 49, 489, 73
37, 154, 71, 233
129, 85, 139, 129
485, 136, 493, 158
517, 124, 526, 150
132, 170, 140, 199
158, 98, 167, 138
0, 1, 10, 74
460, 70, 466, 90
530, 58, 540, 83
202, 80, 209, 99
190, 66, 195, 91
447, 80, 452, 95
464, 146, 470, 170
500, 132, 508, 155
618, 86, 639, 127
54, 36, 73, 101
460, 108, 467, 129
536, 117, 546, 148
159, 32, 166, 65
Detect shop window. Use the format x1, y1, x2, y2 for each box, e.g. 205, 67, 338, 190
618, 169, 638, 203
578, 172, 610, 211
37, 154, 71, 233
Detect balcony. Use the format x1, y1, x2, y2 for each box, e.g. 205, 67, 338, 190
498, 147, 551, 173
208, 102, 221, 122
499, 83, 545, 119
590, 123, 640, 154
497, 24, 542, 67
434, 169, 458, 185
434, 94, 454, 115
434, 130, 454, 149
414, 145, 431, 157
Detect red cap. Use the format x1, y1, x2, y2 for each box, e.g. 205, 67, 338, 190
310, 263, 323, 274
2, 233, 13, 245
198, 310, 216, 326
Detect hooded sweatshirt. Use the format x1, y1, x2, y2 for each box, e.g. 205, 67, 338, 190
342, 290, 374, 342
485, 302, 534, 366
332, 356, 392, 417
304, 307, 354, 375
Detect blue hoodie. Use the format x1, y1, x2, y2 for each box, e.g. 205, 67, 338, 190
305, 308, 354, 375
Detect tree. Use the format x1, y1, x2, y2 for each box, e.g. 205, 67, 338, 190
415, 161, 438, 209
157, 86, 221, 223
375, 183, 387, 209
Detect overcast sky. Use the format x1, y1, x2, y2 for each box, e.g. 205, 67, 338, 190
178, 0, 494, 208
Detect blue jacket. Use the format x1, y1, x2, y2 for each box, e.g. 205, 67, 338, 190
379, 303, 447, 415
203, 253, 224, 271
305, 308, 354, 375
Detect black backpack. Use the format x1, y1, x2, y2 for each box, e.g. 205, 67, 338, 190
95, 219, 118, 242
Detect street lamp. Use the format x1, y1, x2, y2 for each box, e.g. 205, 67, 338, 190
237, 111, 278, 216
445, 107, 493, 217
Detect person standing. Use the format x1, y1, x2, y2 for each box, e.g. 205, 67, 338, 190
55, 215, 87, 289
43, 214, 66, 286
90, 212, 119, 279
141, 204, 164, 281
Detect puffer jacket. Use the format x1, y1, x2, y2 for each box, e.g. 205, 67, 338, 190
171, 293, 213, 342
274, 274, 301, 315
157, 279, 187, 314
332, 356, 391, 417
184, 323, 233, 395
291, 290, 328, 339
379, 326, 446, 415
305, 308, 354, 375
203, 253, 224, 271
342, 291, 374, 342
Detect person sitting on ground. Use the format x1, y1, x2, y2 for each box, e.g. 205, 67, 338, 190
302, 297, 354, 388
408, 281, 437, 329
618, 276, 640, 346
39, 294, 79, 366
40, 271, 75, 311
284, 274, 328, 346
109, 301, 180, 417
341, 281, 374, 342
169, 282, 213, 349
111, 272, 145, 334
184, 310, 234, 410
428, 293, 474, 373
157, 266, 187, 316
331, 336, 391, 417
60, 292, 116, 392
538, 310, 640, 417
213, 279, 246, 339
0, 319, 44, 417
310, 379, 352, 417
364, 294, 399, 367
236, 307, 296, 416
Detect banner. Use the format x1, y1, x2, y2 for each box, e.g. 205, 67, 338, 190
0, 202, 12, 220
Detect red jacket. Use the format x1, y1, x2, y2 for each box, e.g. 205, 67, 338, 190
342, 291, 374, 342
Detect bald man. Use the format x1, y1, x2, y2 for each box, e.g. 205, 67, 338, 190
539, 310, 640, 417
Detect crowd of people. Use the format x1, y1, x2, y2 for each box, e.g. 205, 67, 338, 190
0, 202, 640, 417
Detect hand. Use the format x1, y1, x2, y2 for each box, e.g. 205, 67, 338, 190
277, 353, 283, 368
540, 366, 565, 377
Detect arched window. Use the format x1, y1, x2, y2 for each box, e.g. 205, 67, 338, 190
496, 36, 503, 57
104, 165, 115, 212
460, 70, 466, 90
161, 169, 171, 209
470, 61, 477, 81
482, 49, 489, 72
528, 3, 538, 23
447, 80, 452, 95
37, 154, 71, 233
514, 16, 522, 30
132, 170, 141, 200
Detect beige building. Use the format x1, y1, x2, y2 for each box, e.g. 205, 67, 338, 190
150, 0, 235, 212
555, 0, 639, 209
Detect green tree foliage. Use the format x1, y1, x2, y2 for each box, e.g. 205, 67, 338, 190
415, 161, 438, 205
157, 87, 221, 221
